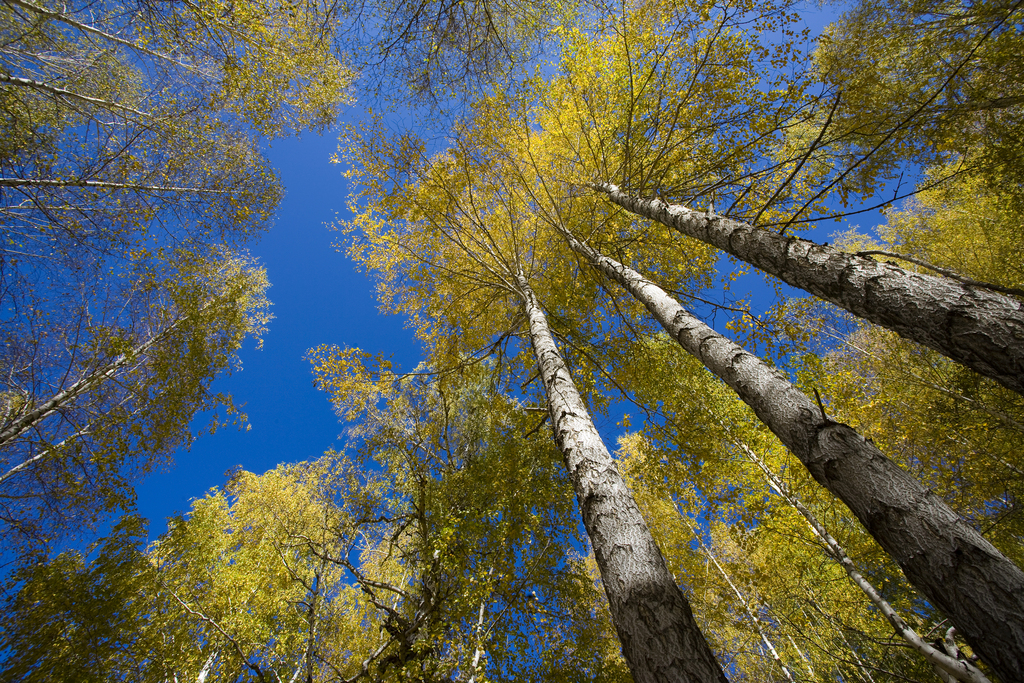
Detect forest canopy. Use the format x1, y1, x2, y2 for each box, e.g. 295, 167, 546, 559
1, 0, 1023, 681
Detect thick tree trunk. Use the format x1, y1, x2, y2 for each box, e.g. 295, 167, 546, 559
593, 182, 1024, 397
516, 274, 728, 683
562, 231, 1024, 682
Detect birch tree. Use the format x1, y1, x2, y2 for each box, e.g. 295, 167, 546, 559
352, 37, 1024, 682
592, 183, 1024, 397
342, 95, 730, 678
0, 249, 271, 553
553, 222, 1024, 680
1, 0, 353, 551
614, 350, 992, 682
330, 0, 1024, 678
1, 365, 623, 682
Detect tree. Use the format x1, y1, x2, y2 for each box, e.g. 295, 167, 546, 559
517, 274, 727, 682
1, 364, 625, 682
553, 221, 1024, 679
591, 183, 1024, 397
0, 249, 271, 554
339, 0, 1024, 671
0, 0, 353, 551
813, 0, 1024, 202
342, 89, 729, 679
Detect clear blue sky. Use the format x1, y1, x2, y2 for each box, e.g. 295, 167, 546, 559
135, 131, 422, 535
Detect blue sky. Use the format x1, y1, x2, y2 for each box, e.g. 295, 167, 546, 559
135, 131, 422, 533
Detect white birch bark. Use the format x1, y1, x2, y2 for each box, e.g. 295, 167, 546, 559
681, 516, 797, 683
739, 442, 991, 683
0, 425, 91, 486
786, 635, 815, 679
0, 73, 153, 119
0, 321, 178, 450
593, 182, 1024, 397
560, 229, 1024, 681
466, 599, 487, 683
516, 273, 727, 683
0, 177, 227, 193
196, 651, 218, 683
466, 565, 493, 683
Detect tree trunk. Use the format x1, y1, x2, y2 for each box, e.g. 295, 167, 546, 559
0, 320, 179, 450
593, 182, 1024, 397
0, 177, 225, 193
739, 441, 990, 683
516, 273, 728, 683
682, 516, 797, 683
562, 230, 1024, 682
0, 73, 152, 118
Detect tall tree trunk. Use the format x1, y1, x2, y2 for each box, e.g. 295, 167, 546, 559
593, 182, 1024, 397
560, 230, 1024, 681
515, 273, 728, 683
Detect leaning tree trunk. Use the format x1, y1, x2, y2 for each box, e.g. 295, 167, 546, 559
738, 440, 991, 683
0, 319, 180, 451
515, 273, 728, 683
593, 182, 1024, 398
560, 230, 1024, 682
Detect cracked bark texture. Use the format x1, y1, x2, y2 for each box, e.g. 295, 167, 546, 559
516, 274, 728, 683
563, 233, 1024, 682
595, 182, 1024, 397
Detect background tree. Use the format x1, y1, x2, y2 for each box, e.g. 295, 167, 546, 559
0, 249, 271, 555
813, 0, 1024, 204
0, 0, 352, 555
1, 363, 624, 682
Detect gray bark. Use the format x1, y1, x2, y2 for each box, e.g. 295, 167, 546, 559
516, 273, 728, 683
562, 231, 1024, 682
594, 182, 1024, 397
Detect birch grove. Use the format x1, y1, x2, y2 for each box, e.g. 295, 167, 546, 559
2, 0, 1022, 679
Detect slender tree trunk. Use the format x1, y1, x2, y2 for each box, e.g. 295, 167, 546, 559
739, 442, 990, 683
0, 425, 91, 486
681, 516, 797, 683
786, 635, 815, 680
196, 651, 218, 683
467, 566, 493, 683
593, 182, 1024, 397
0, 73, 152, 118
467, 599, 487, 683
0, 177, 226, 193
0, 321, 178, 450
561, 230, 1024, 681
515, 273, 728, 683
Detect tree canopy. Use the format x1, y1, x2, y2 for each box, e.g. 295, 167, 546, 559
2, 0, 1023, 680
